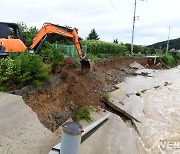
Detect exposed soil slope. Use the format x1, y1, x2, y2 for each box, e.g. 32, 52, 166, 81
24, 56, 160, 131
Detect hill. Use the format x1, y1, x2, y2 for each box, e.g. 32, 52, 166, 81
148, 37, 180, 50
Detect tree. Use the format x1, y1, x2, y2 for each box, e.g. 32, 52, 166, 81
113, 39, 118, 43
86, 29, 100, 40
18, 22, 38, 46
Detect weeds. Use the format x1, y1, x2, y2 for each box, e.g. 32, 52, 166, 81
32, 80, 42, 87
75, 106, 94, 123
171, 51, 180, 64
161, 54, 176, 67
86, 53, 101, 62
0, 86, 9, 92
103, 92, 111, 101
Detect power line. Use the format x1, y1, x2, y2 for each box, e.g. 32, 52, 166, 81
108, 0, 131, 26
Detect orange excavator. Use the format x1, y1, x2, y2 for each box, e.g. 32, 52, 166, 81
0, 22, 90, 74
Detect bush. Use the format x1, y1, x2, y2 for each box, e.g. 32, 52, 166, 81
32, 80, 42, 87
75, 106, 94, 122
86, 53, 101, 62
40, 46, 64, 73
0, 52, 50, 87
161, 54, 176, 67
0, 58, 14, 82
171, 51, 180, 64
81, 40, 128, 56
0, 85, 9, 92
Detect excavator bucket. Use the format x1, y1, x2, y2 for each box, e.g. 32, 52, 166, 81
80, 60, 93, 75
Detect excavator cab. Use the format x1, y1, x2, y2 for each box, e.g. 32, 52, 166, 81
0, 22, 26, 57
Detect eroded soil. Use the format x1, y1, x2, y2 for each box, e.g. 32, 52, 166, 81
23, 56, 162, 131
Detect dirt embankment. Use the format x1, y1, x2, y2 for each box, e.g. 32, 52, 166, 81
24, 56, 162, 131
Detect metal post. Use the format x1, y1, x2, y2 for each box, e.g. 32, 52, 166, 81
60, 122, 83, 154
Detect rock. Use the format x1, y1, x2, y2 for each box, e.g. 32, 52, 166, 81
129, 61, 145, 69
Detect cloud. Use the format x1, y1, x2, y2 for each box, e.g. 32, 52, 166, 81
1, 0, 180, 45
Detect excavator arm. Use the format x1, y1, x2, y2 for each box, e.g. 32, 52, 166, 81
30, 23, 85, 59
30, 23, 90, 74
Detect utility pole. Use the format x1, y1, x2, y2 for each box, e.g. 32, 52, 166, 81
131, 0, 147, 54
166, 26, 170, 54
131, 0, 137, 54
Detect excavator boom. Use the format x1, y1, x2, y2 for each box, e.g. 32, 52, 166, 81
30, 23, 83, 58
30, 23, 90, 74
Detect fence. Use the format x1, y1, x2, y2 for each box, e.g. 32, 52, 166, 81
53, 44, 87, 58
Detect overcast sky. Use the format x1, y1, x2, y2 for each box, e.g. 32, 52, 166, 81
1, 0, 180, 45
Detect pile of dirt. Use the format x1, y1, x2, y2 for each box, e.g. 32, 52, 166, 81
24, 56, 163, 131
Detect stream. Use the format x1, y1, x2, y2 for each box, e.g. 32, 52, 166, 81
119, 66, 180, 153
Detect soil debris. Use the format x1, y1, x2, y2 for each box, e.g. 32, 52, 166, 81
22, 56, 163, 131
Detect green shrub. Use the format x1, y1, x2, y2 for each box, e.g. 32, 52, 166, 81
75, 106, 94, 122
81, 40, 128, 56
40, 47, 64, 73
171, 51, 180, 64
0, 52, 50, 87
86, 53, 101, 62
0, 86, 9, 92
103, 92, 111, 101
0, 58, 14, 82
161, 54, 176, 67
32, 80, 42, 87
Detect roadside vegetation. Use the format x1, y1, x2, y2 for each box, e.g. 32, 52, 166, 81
0, 53, 50, 90
1, 23, 180, 92
40, 42, 65, 73
82, 40, 128, 57
161, 52, 180, 67
75, 106, 94, 123
103, 92, 111, 101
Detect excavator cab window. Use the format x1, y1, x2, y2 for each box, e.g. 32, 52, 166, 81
0, 22, 23, 40
9, 27, 17, 39
0, 24, 10, 39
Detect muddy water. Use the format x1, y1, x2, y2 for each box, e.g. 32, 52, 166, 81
123, 66, 180, 154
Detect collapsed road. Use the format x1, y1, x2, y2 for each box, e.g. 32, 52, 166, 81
1, 56, 179, 153
20, 56, 162, 131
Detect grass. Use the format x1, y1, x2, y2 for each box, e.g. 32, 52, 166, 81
32, 80, 42, 87
86, 53, 101, 62
103, 92, 111, 101
0, 86, 9, 92
75, 106, 94, 123
161, 54, 176, 67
